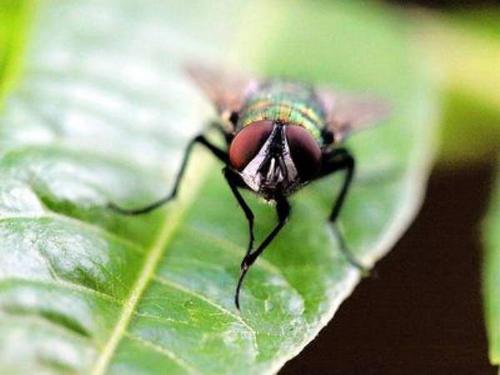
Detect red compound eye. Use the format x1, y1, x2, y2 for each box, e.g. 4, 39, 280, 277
285, 125, 322, 181
229, 120, 274, 171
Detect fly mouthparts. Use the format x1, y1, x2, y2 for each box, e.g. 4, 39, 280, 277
266, 158, 277, 181
263, 157, 287, 187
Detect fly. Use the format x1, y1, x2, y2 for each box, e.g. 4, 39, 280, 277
109, 64, 390, 310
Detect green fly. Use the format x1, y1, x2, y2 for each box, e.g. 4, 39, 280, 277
110, 65, 390, 310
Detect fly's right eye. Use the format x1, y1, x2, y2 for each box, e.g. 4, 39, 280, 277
229, 120, 273, 171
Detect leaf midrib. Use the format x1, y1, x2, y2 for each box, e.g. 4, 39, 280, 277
90, 158, 212, 375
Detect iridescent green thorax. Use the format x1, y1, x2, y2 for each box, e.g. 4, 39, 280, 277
237, 80, 326, 143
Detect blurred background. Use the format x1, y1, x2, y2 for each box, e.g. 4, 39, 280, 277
283, 0, 499, 374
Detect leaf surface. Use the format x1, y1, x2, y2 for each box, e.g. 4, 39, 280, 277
0, 1, 437, 374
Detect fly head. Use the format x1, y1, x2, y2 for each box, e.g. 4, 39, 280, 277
229, 121, 322, 200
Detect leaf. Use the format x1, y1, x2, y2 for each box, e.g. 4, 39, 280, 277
483, 162, 500, 366
0, 0, 33, 105
0, 0, 437, 374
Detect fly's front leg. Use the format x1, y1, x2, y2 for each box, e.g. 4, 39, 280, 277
223, 168, 255, 258
234, 196, 290, 310
109, 134, 228, 215
318, 148, 368, 273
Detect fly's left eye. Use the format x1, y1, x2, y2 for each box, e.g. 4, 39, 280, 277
286, 125, 322, 181
229, 120, 274, 171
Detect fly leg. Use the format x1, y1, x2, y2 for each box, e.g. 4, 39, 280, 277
317, 148, 368, 274
234, 196, 290, 310
223, 168, 255, 261
109, 134, 228, 215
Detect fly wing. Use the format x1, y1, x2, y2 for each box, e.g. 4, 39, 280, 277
184, 63, 258, 121
317, 89, 391, 143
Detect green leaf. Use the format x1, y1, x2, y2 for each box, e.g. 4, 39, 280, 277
0, 0, 33, 106
0, 0, 437, 374
484, 162, 500, 366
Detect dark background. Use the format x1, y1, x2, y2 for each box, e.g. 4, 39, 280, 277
282, 164, 496, 374
282, 1, 498, 374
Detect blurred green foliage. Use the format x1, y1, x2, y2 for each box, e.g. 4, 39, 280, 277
0, 0, 32, 106
416, 10, 500, 166
451, 8, 500, 40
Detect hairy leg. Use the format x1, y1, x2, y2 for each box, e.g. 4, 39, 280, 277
317, 148, 368, 273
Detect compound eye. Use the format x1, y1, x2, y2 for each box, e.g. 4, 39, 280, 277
229, 120, 273, 171
286, 125, 322, 181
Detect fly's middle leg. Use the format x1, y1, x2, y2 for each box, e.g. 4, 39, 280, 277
316, 147, 369, 274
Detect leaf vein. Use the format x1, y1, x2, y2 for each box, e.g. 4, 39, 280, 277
0, 277, 123, 305
89, 156, 210, 374
152, 274, 259, 353
185, 225, 305, 303
124, 332, 200, 374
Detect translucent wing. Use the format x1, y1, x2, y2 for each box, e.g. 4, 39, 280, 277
317, 89, 391, 142
184, 63, 258, 122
